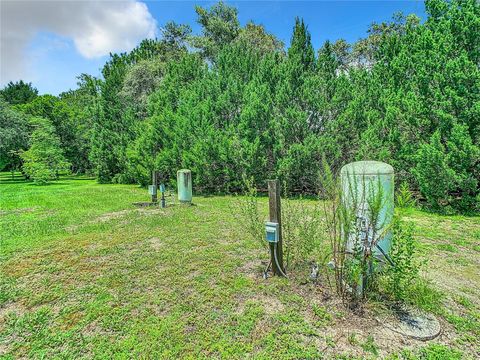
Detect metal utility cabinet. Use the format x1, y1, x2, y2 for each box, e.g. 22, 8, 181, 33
177, 169, 193, 204
340, 161, 394, 259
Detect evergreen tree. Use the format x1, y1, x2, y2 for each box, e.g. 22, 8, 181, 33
0, 80, 38, 105
288, 17, 315, 71
90, 40, 168, 183
9, 0, 477, 212
275, 18, 319, 191
21, 117, 70, 184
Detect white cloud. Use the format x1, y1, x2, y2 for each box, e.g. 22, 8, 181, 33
0, 0, 157, 85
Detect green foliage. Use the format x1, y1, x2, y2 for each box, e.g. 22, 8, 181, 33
161, 21, 192, 54
0, 99, 29, 171
373, 184, 432, 304
5, 0, 478, 214
278, 136, 322, 192
414, 131, 454, 210
311, 304, 333, 328
232, 177, 266, 250
191, 1, 240, 61
381, 216, 421, 302
20, 117, 70, 184
396, 182, 416, 209
235, 22, 284, 55
18, 94, 91, 174
89, 39, 175, 183
319, 161, 429, 307
0, 80, 38, 105
416, 343, 462, 360
288, 17, 315, 71
414, 124, 479, 213
234, 178, 326, 269
282, 193, 324, 269
360, 335, 378, 356
120, 59, 165, 119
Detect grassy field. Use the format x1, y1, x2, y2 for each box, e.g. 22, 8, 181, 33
1, 173, 479, 359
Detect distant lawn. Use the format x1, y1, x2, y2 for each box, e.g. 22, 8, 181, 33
1, 174, 479, 358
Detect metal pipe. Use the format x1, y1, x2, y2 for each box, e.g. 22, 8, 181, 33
273, 242, 288, 278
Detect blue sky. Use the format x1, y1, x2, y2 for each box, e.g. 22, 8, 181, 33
1, 1, 426, 96
148, 1, 425, 49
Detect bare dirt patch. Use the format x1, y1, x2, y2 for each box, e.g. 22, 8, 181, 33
147, 237, 163, 251
425, 253, 480, 307
0, 302, 26, 323
0, 207, 39, 216
257, 294, 285, 315
95, 208, 168, 222
237, 257, 266, 280
269, 267, 462, 358
137, 208, 167, 216
95, 210, 131, 223
302, 301, 453, 358
65, 207, 169, 232
236, 293, 285, 316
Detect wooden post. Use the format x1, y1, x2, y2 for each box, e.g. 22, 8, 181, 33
268, 180, 285, 276
152, 171, 158, 203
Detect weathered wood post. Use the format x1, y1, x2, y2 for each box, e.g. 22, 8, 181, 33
268, 179, 285, 276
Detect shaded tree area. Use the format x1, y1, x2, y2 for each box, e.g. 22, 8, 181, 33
20, 117, 70, 184
0, 99, 30, 174
1, 0, 478, 213
0, 80, 38, 105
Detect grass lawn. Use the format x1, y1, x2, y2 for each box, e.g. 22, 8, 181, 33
1, 173, 479, 359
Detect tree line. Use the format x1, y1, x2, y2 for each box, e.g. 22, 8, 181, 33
1, 0, 479, 213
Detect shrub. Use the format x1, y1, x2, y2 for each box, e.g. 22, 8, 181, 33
396, 182, 416, 209
380, 215, 421, 302
417, 344, 462, 360
413, 131, 455, 211
234, 177, 327, 270
445, 123, 479, 212
278, 136, 322, 194
20, 117, 70, 184
414, 124, 479, 213
0, 99, 30, 172
233, 177, 266, 250
282, 192, 325, 269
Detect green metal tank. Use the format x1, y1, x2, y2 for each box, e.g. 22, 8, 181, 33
177, 169, 192, 204
340, 161, 394, 259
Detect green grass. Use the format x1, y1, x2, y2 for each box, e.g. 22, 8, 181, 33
360, 335, 378, 356
1, 173, 479, 358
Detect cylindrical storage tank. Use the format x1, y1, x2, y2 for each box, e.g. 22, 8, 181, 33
340, 161, 394, 259
177, 169, 192, 204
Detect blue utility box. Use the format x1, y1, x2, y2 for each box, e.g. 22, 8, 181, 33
265, 222, 279, 243
159, 184, 165, 193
